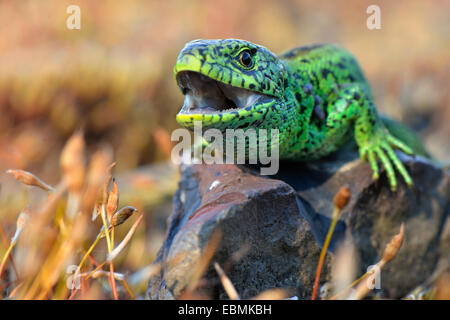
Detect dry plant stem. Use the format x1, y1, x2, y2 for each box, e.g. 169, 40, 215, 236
68, 281, 81, 300
111, 228, 115, 248
73, 220, 116, 298
110, 262, 118, 300
87, 252, 101, 267
87, 261, 107, 280
2, 135, 145, 299
88, 270, 124, 280
348, 223, 405, 300
348, 264, 383, 300
101, 205, 112, 253
69, 263, 128, 300
39, 224, 86, 299
8, 282, 24, 298
33, 182, 68, 235
73, 230, 105, 290
100, 204, 118, 299
25, 215, 87, 300
72, 261, 134, 300
311, 206, 340, 300
0, 211, 27, 281
107, 214, 144, 262
121, 279, 135, 299
214, 262, 240, 300
0, 222, 19, 280
0, 240, 16, 280
19, 183, 67, 298
69, 261, 106, 299
80, 269, 127, 281
329, 272, 370, 300
79, 229, 105, 267
106, 213, 144, 298
329, 223, 405, 300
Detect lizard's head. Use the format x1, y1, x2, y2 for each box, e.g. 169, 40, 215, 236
174, 39, 287, 131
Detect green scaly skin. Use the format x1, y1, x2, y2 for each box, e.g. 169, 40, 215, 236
174, 39, 424, 191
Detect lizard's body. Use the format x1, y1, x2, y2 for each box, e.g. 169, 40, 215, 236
174, 39, 427, 190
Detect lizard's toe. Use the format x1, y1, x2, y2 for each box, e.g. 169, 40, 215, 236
386, 134, 413, 155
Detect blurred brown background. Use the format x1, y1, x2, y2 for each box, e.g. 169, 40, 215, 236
0, 0, 448, 288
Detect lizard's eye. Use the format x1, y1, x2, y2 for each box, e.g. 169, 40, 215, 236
239, 50, 253, 68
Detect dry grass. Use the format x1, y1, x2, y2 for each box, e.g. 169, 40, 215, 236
0, 132, 160, 300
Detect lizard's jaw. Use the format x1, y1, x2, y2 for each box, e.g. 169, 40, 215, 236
176, 71, 273, 115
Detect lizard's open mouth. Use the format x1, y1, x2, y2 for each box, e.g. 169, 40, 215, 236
176, 71, 272, 114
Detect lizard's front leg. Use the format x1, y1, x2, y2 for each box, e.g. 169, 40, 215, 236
327, 84, 414, 191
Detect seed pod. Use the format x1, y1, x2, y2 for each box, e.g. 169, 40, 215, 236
382, 223, 405, 263
333, 187, 351, 210
81, 147, 113, 212
100, 162, 116, 206
60, 131, 86, 194
7, 169, 53, 192
110, 206, 138, 228
11, 207, 30, 243
106, 178, 119, 221
108, 214, 144, 262
91, 203, 102, 221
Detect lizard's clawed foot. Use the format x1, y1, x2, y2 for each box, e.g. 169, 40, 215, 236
360, 130, 414, 192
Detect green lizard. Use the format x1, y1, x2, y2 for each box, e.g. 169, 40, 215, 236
174, 39, 428, 191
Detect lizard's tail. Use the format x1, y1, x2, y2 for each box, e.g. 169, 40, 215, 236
381, 115, 431, 159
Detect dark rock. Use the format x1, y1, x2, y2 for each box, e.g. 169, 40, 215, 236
147, 146, 449, 299
146, 163, 331, 299
285, 151, 450, 298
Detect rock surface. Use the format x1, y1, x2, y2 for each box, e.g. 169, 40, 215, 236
147, 146, 449, 299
